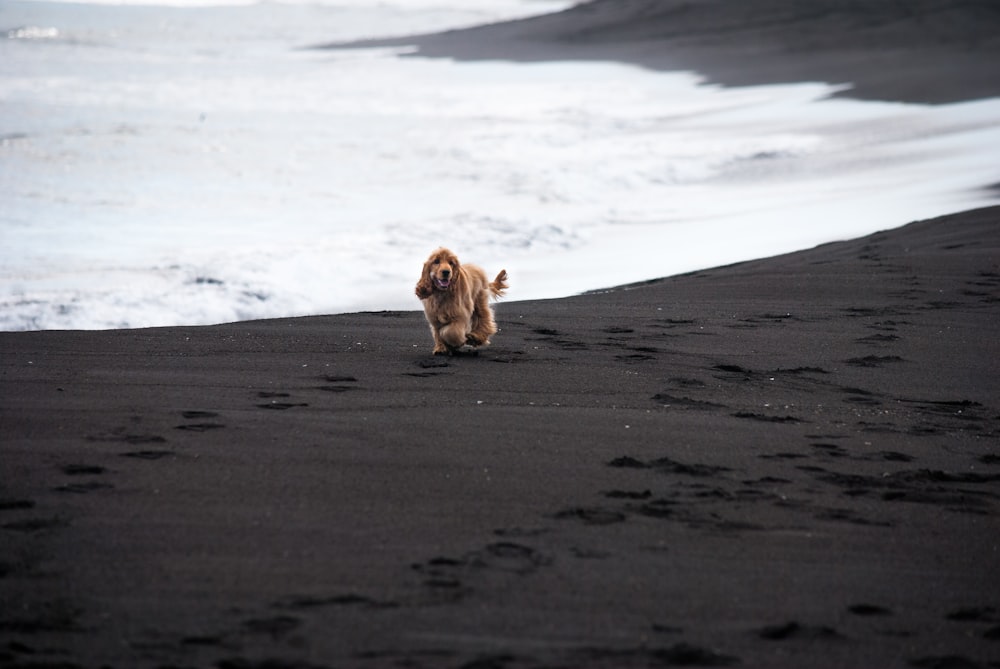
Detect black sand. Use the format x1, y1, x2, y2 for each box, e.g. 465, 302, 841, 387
329, 0, 1000, 104
2, 207, 999, 668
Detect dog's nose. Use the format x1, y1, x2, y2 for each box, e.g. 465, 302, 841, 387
441, 269, 450, 278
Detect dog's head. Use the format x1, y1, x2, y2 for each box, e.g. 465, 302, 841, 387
416, 247, 460, 299
427, 248, 459, 290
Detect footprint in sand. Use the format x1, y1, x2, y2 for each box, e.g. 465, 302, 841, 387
239, 615, 301, 639
272, 593, 397, 610
257, 402, 309, 410
120, 450, 175, 460
88, 432, 167, 445
848, 603, 893, 616
946, 606, 997, 622
61, 464, 107, 475
0, 499, 35, 511
175, 411, 225, 431
553, 507, 627, 525
255, 391, 308, 410
410, 540, 553, 603
845, 355, 907, 368
758, 621, 843, 641
650, 393, 726, 410
53, 481, 113, 494
732, 411, 803, 423
317, 374, 359, 392
175, 423, 225, 432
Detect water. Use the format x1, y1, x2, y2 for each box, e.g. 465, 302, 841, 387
2, 0, 998, 330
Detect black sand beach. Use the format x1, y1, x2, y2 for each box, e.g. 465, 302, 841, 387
3, 2, 1000, 668
3, 207, 999, 667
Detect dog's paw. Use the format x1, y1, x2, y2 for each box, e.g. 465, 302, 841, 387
466, 333, 490, 347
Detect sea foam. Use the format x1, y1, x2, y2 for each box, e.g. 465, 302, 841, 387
1, 0, 997, 330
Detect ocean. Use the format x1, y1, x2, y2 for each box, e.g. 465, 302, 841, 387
2, 0, 998, 331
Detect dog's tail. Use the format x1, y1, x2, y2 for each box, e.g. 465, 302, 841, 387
490, 269, 509, 299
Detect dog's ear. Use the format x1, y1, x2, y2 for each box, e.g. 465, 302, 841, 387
415, 259, 433, 299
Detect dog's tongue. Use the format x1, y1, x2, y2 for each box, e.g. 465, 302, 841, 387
435, 278, 451, 289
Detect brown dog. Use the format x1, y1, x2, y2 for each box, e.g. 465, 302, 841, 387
415, 247, 508, 355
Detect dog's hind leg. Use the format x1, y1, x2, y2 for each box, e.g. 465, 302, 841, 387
467, 292, 497, 347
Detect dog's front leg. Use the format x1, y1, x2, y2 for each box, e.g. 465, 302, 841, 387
431, 326, 450, 355
437, 322, 468, 353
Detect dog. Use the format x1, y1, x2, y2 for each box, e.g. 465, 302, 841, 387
415, 247, 508, 355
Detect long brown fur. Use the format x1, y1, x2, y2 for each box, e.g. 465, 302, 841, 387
415, 247, 508, 355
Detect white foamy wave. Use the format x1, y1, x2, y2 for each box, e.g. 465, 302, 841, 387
8, 0, 574, 27
1, 267, 288, 331
1, 0, 998, 330
0, 214, 583, 329
5, 26, 60, 39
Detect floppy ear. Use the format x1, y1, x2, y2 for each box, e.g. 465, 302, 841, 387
415, 259, 433, 299
451, 257, 467, 291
